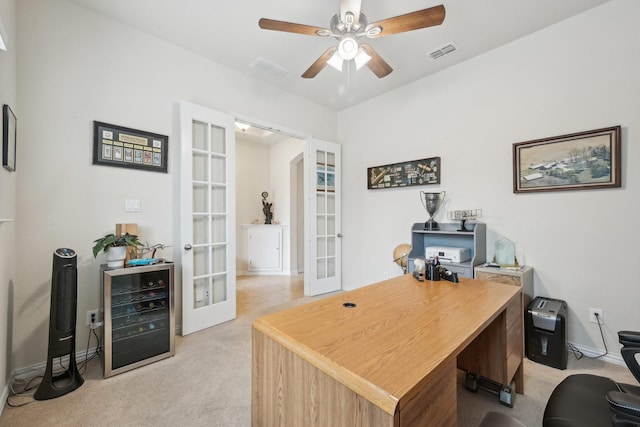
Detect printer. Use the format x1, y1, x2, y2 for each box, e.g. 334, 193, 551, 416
425, 246, 471, 263
526, 297, 568, 369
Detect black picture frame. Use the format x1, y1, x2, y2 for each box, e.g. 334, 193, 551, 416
367, 157, 440, 189
93, 121, 168, 173
513, 126, 621, 193
2, 104, 16, 172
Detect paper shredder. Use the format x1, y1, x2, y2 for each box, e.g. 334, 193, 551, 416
525, 297, 568, 370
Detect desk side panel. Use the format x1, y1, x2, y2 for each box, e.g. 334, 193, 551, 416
456, 292, 523, 390
457, 311, 507, 382
252, 328, 393, 427
398, 358, 457, 427
506, 294, 525, 393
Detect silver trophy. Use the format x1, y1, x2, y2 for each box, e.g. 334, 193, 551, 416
420, 191, 446, 230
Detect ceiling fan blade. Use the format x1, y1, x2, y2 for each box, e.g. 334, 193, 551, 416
366, 5, 445, 38
302, 47, 338, 78
360, 44, 393, 78
340, 0, 362, 26
259, 18, 330, 36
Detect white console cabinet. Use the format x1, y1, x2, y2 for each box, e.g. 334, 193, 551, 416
242, 224, 287, 274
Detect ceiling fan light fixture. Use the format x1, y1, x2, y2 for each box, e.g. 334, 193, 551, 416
259, 3, 446, 80
327, 51, 344, 72
338, 35, 359, 60
354, 47, 371, 70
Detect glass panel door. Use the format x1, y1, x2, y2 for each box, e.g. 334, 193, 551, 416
305, 139, 341, 296
180, 101, 236, 335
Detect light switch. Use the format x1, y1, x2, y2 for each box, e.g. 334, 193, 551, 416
125, 199, 141, 212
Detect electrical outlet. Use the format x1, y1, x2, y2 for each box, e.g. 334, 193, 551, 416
86, 309, 99, 326
589, 308, 604, 324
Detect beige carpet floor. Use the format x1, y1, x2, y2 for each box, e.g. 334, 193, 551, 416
1, 275, 637, 426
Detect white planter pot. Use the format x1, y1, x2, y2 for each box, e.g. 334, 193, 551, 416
106, 246, 127, 268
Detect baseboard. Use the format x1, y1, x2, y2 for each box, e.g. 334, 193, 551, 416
11, 325, 184, 380
568, 341, 625, 366
11, 346, 101, 382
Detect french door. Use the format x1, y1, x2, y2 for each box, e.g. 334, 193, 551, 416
304, 139, 342, 296
179, 101, 236, 335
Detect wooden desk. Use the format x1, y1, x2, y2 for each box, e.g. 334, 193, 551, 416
252, 275, 523, 427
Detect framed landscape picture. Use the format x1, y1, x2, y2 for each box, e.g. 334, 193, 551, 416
513, 126, 621, 193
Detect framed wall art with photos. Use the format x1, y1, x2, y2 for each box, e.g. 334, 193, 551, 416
368, 157, 440, 190
513, 126, 621, 193
93, 121, 169, 173
2, 104, 16, 172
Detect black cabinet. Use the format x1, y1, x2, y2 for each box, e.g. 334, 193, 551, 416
101, 262, 175, 377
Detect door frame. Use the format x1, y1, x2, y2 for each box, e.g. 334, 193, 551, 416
231, 113, 341, 295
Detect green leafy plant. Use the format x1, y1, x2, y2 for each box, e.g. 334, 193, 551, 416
92, 233, 143, 257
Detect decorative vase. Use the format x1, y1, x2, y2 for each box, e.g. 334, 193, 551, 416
106, 246, 127, 268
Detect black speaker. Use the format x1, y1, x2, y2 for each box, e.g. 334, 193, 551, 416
34, 248, 84, 400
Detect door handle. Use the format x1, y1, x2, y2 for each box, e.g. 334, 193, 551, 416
184, 244, 193, 251
337, 233, 343, 238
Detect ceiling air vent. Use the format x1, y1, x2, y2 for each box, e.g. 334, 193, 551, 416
250, 57, 289, 80
428, 42, 458, 60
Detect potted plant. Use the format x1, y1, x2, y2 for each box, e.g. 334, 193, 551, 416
92, 232, 143, 268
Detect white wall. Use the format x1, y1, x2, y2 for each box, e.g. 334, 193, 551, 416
13, 0, 336, 370
338, 0, 640, 357
270, 137, 304, 274
0, 0, 16, 404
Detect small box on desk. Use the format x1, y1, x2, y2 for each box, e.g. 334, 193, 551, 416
525, 297, 567, 369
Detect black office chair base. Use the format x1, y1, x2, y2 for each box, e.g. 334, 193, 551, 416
464, 371, 516, 407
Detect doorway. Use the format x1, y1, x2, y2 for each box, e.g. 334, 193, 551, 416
234, 120, 305, 296
179, 103, 340, 335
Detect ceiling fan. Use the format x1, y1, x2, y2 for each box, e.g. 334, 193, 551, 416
258, 0, 445, 79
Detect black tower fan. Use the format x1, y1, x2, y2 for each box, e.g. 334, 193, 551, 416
34, 248, 84, 400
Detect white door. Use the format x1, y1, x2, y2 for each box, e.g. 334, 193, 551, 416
304, 139, 342, 296
179, 101, 236, 335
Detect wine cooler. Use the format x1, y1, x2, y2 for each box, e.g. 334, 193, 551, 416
101, 262, 175, 377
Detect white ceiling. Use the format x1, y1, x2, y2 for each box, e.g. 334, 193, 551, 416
70, 0, 610, 112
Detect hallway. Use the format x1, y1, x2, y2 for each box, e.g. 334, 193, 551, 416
236, 274, 304, 316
